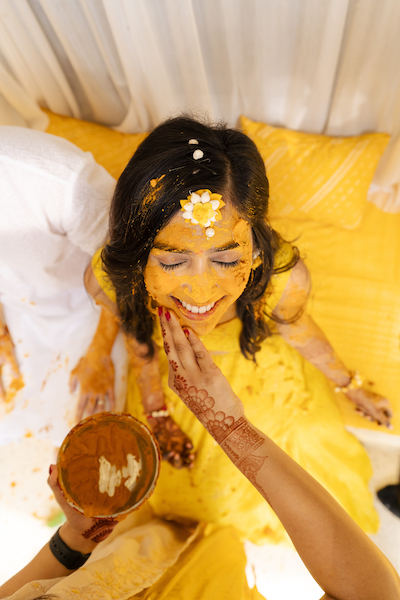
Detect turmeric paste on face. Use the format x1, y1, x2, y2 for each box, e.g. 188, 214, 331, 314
58, 414, 160, 518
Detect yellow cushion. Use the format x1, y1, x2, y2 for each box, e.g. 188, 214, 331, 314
43, 108, 147, 179
240, 115, 390, 229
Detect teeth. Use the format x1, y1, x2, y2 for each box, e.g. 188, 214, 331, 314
178, 299, 216, 314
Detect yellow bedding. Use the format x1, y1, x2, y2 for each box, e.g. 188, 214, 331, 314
270, 203, 400, 436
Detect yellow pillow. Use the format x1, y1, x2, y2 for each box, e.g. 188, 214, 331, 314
240, 115, 390, 228
43, 108, 147, 179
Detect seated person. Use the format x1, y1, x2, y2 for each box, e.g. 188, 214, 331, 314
1, 310, 399, 600
84, 116, 391, 543
0, 126, 117, 446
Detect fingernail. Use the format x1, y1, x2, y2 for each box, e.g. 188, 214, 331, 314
158, 306, 163, 316
49, 465, 53, 475
165, 311, 171, 322
184, 329, 190, 338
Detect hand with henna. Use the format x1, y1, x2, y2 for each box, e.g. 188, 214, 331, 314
147, 414, 195, 469
48, 464, 117, 549
346, 387, 393, 429
159, 308, 244, 441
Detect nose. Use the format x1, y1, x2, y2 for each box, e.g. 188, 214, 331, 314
180, 272, 219, 303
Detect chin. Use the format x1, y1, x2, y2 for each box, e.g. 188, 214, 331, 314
180, 309, 229, 337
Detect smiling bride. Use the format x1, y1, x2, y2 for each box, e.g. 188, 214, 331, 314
83, 116, 390, 544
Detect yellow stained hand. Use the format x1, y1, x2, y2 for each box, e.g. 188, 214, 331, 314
0, 327, 24, 402
346, 388, 393, 430
70, 351, 115, 422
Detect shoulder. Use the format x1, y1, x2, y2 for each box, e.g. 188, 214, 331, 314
272, 258, 310, 318
85, 261, 118, 316
283, 257, 310, 291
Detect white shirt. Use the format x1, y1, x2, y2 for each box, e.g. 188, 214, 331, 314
0, 127, 123, 445
0, 126, 115, 309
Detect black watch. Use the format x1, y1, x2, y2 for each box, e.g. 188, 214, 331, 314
49, 527, 92, 570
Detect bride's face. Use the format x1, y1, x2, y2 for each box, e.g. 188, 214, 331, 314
144, 203, 253, 336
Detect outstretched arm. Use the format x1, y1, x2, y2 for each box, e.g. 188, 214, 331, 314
160, 308, 400, 600
272, 259, 392, 429
0, 465, 116, 599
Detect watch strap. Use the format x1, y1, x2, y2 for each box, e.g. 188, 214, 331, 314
49, 527, 91, 570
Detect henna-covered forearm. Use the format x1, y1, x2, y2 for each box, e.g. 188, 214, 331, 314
160, 308, 400, 600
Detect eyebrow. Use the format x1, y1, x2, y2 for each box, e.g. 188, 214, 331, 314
152, 242, 240, 254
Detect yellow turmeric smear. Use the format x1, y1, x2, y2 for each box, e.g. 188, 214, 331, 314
144, 175, 166, 207
5, 374, 24, 403
70, 310, 120, 398
0, 327, 25, 402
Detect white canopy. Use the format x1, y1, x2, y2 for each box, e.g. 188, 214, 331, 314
1, 0, 400, 210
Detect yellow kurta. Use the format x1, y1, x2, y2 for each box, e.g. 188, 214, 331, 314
92, 245, 379, 545
8, 506, 264, 600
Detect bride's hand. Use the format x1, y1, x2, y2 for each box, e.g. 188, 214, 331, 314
346, 388, 393, 429
70, 352, 115, 421
146, 413, 195, 469
159, 308, 244, 441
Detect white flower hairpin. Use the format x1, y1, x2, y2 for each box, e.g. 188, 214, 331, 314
188, 138, 204, 160
180, 189, 225, 238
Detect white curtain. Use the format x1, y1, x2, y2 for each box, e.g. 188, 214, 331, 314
1, 0, 400, 210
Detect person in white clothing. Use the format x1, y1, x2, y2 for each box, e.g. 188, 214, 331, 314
0, 127, 119, 446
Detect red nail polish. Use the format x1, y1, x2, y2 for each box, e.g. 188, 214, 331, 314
158, 306, 163, 316
165, 311, 171, 322
184, 329, 190, 338
49, 465, 53, 475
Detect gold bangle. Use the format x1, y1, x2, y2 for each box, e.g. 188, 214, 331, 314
334, 371, 363, 393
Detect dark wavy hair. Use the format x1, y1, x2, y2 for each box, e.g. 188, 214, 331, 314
102, 116, 298, 360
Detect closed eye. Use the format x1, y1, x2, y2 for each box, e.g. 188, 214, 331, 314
159, 258, 241, 271
159, 262, 186, 271
213, 259, 240, 268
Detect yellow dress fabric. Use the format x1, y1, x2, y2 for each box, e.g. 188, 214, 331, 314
92, 244, 379, 545
8, 506, 263, 600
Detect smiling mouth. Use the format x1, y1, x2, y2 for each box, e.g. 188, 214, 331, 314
172, 296, 223, 320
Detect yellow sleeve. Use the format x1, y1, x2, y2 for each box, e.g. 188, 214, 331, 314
91, 246, 117, 304
265, 241, 296, 312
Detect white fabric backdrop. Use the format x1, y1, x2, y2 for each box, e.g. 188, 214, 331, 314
1, 0, 400, 210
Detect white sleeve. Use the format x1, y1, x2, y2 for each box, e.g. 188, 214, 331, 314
62, 152, 116, 256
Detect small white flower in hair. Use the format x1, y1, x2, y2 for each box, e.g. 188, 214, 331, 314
193, 149, 204, 160
188, 139, 199, 145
